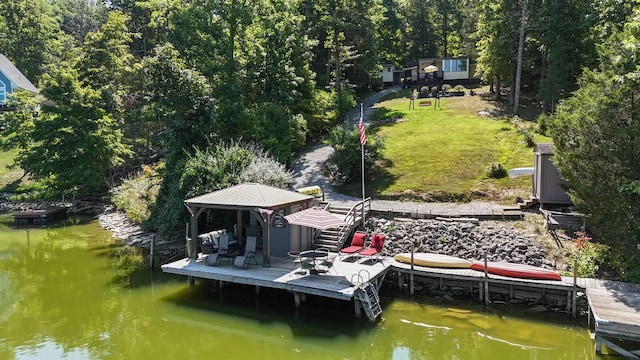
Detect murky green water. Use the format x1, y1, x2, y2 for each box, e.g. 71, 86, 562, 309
0, 215, 607, 359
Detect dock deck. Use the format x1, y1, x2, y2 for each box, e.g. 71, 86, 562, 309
162, 254, 393, 302
586, 281, 640, 359
12, 207, 68, 226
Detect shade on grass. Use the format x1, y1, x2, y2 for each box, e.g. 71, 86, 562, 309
372, 95, 550, 199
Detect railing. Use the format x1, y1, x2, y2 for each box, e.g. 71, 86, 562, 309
332, 197, 371, 250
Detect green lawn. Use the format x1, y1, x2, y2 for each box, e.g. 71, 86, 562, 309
363, 90, 550, 202
0, 149, 25, 190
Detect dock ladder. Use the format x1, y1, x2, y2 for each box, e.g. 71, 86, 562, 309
352, 270, 382, 321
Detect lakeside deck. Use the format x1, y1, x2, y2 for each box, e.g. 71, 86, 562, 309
162, 253, 394, 319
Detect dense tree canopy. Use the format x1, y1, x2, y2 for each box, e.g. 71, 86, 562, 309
1, 0, 639, 251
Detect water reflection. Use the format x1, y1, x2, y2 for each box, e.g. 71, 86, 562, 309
0, 216, 607, 359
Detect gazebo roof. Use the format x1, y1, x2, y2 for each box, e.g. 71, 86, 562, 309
184, 183, 313, 210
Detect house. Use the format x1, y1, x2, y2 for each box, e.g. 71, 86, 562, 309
417, 57, 480, 85
0, 54, 39, 107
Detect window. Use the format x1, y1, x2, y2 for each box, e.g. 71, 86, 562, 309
0, 80, 6, 105
387, 67, 392, 72
443, 59, 468, 73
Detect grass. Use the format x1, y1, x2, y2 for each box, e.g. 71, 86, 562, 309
352, 87, 551, 203
0, 149, 25, 190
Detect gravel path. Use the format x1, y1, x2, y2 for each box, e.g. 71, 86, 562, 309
290, 87, 507, 216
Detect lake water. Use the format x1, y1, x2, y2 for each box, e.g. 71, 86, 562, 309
0, 215, 609, 359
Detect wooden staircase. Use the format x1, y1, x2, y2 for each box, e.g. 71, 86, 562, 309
313, 198, 371, 252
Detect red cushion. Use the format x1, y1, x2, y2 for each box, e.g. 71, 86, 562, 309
351, 232, 366, 247
340, 245, 363, 254
359, 247, 379, 256
373, 234, 385, 250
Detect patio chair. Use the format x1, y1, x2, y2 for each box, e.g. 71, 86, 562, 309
233, 236, 258, 269
359, 233, 385, 257
339, 232, 366, 255
318, 251, 338, 274
206, 233, 231, 266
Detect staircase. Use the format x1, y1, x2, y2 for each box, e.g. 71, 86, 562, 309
313, 198, 371, 252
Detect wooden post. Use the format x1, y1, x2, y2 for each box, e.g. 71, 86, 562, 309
410, 244, 415, 295
149, 235, 155, 268
572, 258, 578, 318
483, 253, 490, 305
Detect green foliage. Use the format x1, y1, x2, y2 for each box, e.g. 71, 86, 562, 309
17, 66, 131, 195
154, 140, 293, 239
536, 113, 551, 136
112, 165, 160, 225
566, 233, 607, 278
486, 163, 507, 179
326, 124, 384, 184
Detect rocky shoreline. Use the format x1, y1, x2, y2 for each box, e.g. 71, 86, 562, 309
369, 216, 557, 269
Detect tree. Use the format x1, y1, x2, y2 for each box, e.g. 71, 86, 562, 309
0, 0, 63, 82
18, 66, 131, 194
550, 6, 640, 280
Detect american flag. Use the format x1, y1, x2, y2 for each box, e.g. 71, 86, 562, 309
358, 104, 366, 146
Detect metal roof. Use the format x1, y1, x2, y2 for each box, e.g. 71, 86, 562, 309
185, 183, 313, 210
0, 54, 39, 94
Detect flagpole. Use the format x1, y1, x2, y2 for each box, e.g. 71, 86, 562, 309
360, 103, 366, 227
360, 102, 365, 202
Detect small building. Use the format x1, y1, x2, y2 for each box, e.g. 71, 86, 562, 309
380, 63, 397, 87
533, 143, 572, 206
0, 54, 39, 107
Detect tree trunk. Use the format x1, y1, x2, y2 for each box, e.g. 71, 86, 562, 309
513, 0, 527, 115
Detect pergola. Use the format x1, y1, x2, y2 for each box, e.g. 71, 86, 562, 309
184, 183, 313, 266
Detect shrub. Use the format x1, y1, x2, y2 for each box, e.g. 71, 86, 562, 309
441, 84, 452, 93
536, 113, 551, 136
453, 84, 466, 92
327, 124, 385, 184
486, 163, 507, 179
523, 130, 535, 147
112, 165, 160, 225
566, 232, 608, 278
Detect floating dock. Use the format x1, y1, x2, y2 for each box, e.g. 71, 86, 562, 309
12, 207, 68, 226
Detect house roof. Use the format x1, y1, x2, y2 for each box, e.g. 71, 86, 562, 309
184, 183, 313, 210
0, 54, 39, 94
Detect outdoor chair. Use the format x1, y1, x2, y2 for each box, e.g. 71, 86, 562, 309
233, 236, 258, 269
339, 232, 366, 256
198, 233, 214, 254
359, 233, 385, 257
318, 251, 338, 274
206, 233, 231, 265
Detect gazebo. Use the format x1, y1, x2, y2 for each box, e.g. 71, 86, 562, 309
184, 183, 314, 266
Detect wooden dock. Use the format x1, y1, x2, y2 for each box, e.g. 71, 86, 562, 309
392, 260, 581, 312
12, 207, 68, 226
585, 280, 640, 359
162, 253, 393, 320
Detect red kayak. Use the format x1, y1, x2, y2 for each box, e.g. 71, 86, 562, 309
471, 262, 562, 281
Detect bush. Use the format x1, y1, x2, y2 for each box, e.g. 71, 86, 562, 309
453, 84, 466, 92
536, 113, 551, 136
112, 165, 160, 225
441, 84, 452, 93
486, 163, 507, 179
566, 232, 608, 278
327, 124, 384, 184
